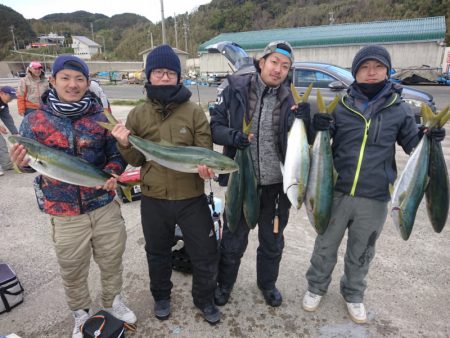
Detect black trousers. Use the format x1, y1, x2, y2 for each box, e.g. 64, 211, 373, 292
218, 183, 291, 290
141, 194, 219, 308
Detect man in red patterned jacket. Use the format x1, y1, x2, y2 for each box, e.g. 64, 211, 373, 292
10, 55, 136, 338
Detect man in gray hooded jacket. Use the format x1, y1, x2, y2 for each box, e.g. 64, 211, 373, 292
302, 45, 446, 324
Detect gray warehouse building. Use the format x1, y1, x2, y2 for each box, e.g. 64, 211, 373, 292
198, 16, 446, 75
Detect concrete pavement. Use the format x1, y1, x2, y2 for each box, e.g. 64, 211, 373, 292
0, 104, 449, 337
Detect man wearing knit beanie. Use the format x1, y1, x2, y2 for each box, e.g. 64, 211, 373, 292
145, 44, 181, 83
302, 44, 446, 324
112, 44, 221, 325
351, 45, 392, 78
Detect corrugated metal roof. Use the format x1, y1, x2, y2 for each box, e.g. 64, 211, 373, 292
198, 16, 446, 52
72, 36, 100, 47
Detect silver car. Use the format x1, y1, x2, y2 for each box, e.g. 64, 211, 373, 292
207, 42, 436, 121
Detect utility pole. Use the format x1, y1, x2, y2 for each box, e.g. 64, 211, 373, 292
90, 22, 94, 40
329, 11, 335, 25
160, 0, 166, 44
183, 20, 189, 54
174, 14, 179, 49
147, 28, 154, 49
10, 25, 17, 51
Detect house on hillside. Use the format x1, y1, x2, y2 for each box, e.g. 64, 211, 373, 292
198, 16, 447, 75
72, 36, 101, 60
139, 46, 189, 77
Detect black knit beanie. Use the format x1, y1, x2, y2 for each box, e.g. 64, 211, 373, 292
145, 44, 181, 81
351, 45, 391, 78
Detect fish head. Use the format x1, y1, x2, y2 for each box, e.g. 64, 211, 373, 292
203, 156, 239, 174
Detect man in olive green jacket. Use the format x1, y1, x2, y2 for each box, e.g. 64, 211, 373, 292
111, 44, 220, 325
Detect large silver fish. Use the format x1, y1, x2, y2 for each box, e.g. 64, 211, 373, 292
305, 91, 339, 234
281, 83, 312, 208
99, 111, 239, 174
425, 106, 450, 233
7, 135, 134, 201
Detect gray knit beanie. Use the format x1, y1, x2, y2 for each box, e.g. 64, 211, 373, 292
351, 45, 391, 78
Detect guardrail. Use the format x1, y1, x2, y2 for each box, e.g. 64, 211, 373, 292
0, 78, 20, 87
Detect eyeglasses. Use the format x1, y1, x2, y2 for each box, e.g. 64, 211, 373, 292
152, 69, 178, 79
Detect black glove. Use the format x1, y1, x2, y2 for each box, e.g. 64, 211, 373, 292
313, 113, 333, 131
418, 125, 446, 142
295, 102, 310, 119
417, 125, 427, 140
234, 132, 250, 150
429, 127, 446, 142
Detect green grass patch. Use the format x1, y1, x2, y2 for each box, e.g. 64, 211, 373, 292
110, 99, 146, 106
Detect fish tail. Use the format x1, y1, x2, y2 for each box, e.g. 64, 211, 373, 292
97, 121, 115, 130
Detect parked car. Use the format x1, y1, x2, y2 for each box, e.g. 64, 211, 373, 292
291, 62, 436, 121
207, 42, 436, 122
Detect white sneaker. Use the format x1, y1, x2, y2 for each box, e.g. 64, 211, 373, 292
72, 309, 90, 338
0, 169, 4, 176
346, 302, 367, 324
302, 290, 322, 312
105, 294, 137, 324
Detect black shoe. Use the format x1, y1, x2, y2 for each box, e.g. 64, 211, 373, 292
154, 299, 170, 320
260, 287, 283, 307
214, 286, 231, 306
201, 303, 220, 325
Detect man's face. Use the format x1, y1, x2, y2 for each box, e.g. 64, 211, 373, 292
258, 53, 291, 87
0, 93, 13, 104
50, 69, 89, 103
29, 67, 42, 77
355, 60, 388, 84
149, 68, 178, 86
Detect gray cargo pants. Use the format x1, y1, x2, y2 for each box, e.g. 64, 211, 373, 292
305, 191, 388, 303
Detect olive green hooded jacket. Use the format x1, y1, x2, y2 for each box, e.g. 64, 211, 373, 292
118, 92, 212, 200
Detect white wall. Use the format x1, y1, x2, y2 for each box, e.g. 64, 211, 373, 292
200, 42, 446, 73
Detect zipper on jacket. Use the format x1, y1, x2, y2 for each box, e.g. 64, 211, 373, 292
341, 97, 371, 196
342, 94, 398, 196
256, 87, 269, 182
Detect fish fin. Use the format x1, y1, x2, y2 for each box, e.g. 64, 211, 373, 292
120, 186, 133, 202
302, 83, 314, 103
317, 89, 326, 113
326, 95, 340, 114
437, 106, 450, 127
332, 167, 338, 186
242, 117, 253, 134
290, 82, 302, 104
12, 163, 23, 174
388, 183, 394, 195
104, 110, 119, 125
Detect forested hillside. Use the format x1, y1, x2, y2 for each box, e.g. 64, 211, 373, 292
0, 0, 448, 61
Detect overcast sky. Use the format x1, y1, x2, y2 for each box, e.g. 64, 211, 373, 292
2, 0, 212, 23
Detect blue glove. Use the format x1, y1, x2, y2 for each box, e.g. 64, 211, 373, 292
313, 113, 333, 131
295, 102, 310, 119
234, 132, 250, 149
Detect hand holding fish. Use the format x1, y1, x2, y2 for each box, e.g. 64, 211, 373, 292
111, 122, 131, 148
96, 174, 118, 191
198, 164, 216, 180
9, 143, 30, 168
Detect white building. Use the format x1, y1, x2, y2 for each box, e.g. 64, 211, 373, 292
198, 16, 447, 75
71, 36, 101, 60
